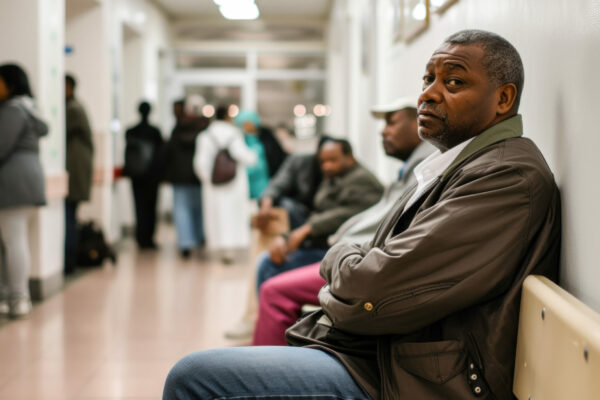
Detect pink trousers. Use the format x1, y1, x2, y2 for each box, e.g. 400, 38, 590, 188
252, 262, 325, 346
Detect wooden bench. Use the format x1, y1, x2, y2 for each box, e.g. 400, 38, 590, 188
513, 275, 600, 399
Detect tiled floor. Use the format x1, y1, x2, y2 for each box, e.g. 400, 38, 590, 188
0, 223, 252, 399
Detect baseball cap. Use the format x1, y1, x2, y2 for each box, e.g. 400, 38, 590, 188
370, 97, 417, 118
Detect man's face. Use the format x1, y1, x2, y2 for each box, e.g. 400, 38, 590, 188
417, 43, 500, 151
0, 77, 8, 100
173, 103, 184, 119
65, 81, 73, 100
318, 142, 354, 179
242, 120, 257, 134
382, 109, 420, 161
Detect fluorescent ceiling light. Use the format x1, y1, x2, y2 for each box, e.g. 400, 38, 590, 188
213, 0, 260, 20
411, 3, 426, 20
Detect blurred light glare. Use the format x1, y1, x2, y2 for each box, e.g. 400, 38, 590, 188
324, 105, 332, 116
228, 104, 239, 117
215, 0, 260, 20
313, 104, 326, 117
412, 3, 426, 20
293, 104, 307, 117
203, 105, 215, 118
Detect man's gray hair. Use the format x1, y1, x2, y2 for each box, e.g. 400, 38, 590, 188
444, 29, 524, 111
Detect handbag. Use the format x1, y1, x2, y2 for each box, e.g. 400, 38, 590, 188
208, 134, 237, 185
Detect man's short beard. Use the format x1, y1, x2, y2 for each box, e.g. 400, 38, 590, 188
420, 124, 474, 151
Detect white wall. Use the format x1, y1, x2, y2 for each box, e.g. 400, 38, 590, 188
334, 0, 600, 310
325, 0, 404, 185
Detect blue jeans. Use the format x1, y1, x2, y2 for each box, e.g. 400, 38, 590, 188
162, 346, 371, 400
256, 248, 328, 292
173, 185, 204, 250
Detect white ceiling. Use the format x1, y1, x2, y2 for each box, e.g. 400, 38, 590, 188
154, 0, 331, 42
152, 0, 332, 19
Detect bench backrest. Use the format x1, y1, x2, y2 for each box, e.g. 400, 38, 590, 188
513, 275, 600, 399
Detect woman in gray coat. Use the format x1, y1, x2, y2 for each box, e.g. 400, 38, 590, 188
0, 64, 48, 318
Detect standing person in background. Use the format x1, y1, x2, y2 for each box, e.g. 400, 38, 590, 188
164, 99, 208, 259
124, 101, 164, 250
0, 64, 48, 317
64, 74, 93, 275
194, 105, 258, 263
234, 111, 287, 199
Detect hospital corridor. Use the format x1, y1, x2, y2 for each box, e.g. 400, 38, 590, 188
0, 0, 599, 399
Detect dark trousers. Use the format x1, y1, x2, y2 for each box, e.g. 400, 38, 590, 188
64, 200, 79, 274
131, 179, 159, 248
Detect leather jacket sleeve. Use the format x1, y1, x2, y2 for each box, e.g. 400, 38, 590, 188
318, 161, 555, 335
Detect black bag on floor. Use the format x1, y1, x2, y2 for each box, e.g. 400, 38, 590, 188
77, 221, 117, 267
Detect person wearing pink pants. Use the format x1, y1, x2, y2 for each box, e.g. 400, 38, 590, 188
253, 262, 324, 346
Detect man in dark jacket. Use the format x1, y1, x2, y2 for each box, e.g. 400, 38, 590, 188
163, 99, 209, 258
64, 74, 94, 274
256, 137, 384, 290
257, 136, 332, 230
163, 30, 561, 400
124, 101, 164, 249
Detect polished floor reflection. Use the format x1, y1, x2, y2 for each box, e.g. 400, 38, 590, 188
0, 223, 251, 399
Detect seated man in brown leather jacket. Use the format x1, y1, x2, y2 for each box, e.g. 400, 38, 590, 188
163, 30, 561, 400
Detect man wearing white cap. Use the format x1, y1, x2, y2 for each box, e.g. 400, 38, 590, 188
251, 97, 436, 345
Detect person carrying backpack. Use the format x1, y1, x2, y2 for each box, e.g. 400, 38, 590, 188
124, 101, 164, 249
193, 105, 257, 263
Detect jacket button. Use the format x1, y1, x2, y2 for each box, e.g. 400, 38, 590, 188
470, 373, 478, 381
474, 386, 482, 394
363, 302, 374, 311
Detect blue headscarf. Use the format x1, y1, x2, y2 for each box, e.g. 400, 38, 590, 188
234, 110, 261, 132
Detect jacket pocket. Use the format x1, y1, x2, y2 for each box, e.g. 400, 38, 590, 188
393, 339, 466, 384
383, 339, 493, 399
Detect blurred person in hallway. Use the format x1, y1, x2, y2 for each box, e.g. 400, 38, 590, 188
194, 105, 258, 263
0, 64, 48, 317
64, 73, 94, 275
124, 101, 165, 250
234, 110, 287, 199
164, 99, 209, 259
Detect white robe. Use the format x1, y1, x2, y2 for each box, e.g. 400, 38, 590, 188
194, 120, 257, 250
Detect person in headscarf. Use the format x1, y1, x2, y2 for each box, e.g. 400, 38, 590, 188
235, 111, 287, 199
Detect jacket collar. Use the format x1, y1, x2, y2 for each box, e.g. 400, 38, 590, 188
441, 114, 523, 181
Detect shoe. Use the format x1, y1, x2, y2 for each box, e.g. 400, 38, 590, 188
0, 300, 9, 315
180, 249, 191, 259
9, 297, 32, 318
221, 249, 235, 265
223, 319, 255, 340
139, 242, 159, 250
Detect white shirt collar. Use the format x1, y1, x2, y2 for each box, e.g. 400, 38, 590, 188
413, 137, 475, 188
402, 137, 475, 212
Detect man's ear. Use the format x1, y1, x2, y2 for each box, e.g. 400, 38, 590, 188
496, 83, 518, 115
